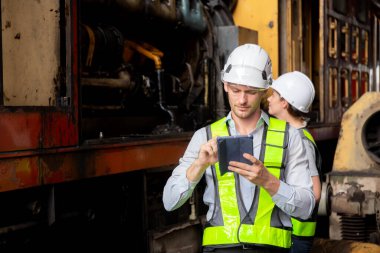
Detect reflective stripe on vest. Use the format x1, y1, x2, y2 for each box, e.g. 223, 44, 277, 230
302, 128, 316, 145
291, 128, 319, 237
202, 117, 291, 249
291, 218, 316, 237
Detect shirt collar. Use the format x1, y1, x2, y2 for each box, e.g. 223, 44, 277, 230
224, 110, 270, 135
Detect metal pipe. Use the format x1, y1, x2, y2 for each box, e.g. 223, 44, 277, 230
156, 69, 175, 124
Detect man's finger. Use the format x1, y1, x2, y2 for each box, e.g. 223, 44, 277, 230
243, 153, 260, 165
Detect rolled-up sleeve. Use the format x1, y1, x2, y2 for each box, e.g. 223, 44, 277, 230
163, 128, 207, 211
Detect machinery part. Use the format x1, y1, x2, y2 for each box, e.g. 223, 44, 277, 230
340, 214, 368, 241
328, 92, 380, 243
149, 221, 202, 253
311, 237, 380, 253
82, 0, 207, 33
318, 182, 332, 216
329, 212, 378, 242
332, 92, 380, 172
81, 25, 124, 72
363, 110, 380, 164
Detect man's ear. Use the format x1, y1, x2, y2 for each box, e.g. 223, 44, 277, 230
223, 82, 228, 92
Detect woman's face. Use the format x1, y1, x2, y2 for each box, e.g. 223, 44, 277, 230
267, 89, 287, 118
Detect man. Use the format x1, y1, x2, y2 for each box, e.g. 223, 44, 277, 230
163, 44, 315, 253
267, 71, 322, 253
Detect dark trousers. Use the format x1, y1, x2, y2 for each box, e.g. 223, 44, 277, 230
289, 237, 313, 253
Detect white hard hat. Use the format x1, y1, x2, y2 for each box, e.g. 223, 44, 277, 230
221, 44, 272, 89
271, 71, 315, 113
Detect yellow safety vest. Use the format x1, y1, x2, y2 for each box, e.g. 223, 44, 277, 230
202, 117, 292, 249
291, 128, 322, 238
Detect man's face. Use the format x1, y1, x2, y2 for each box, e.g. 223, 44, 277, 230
224, 83, 264, 119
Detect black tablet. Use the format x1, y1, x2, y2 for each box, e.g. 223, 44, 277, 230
217, 135, 253, 175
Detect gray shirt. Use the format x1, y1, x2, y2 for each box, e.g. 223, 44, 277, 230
163, 111, 315, 223
301, 132, 319, 177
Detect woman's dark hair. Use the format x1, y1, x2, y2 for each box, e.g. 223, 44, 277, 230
287, 103, 310, 122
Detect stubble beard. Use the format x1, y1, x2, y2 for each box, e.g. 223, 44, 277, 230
232, 105, 257, 120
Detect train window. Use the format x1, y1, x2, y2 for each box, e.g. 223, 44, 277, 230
355, 0, 368, 24
340, 69, 349, 108
291, 0, 299, 26
351, 71, 359, 102
361, 72, 369, 96
340, 23, 349, 61
361, 30, 369, 65
328, 67, 338, 108
351, 27, 359, 64
1, 0, 67, 107
328, 18, 338, 59
332, 0, 347, 15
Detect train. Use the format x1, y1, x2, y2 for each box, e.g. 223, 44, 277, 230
0, 0, 379, 252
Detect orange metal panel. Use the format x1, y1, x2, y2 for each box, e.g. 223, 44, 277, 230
0, 112, 41, 152
0, 110, 78, 152
0, 136, 190, 192
42, 111, 78, 148
92, 141, 187, 175
0, 156, 39, 192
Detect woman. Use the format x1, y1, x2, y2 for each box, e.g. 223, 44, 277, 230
267, 71, 322, 253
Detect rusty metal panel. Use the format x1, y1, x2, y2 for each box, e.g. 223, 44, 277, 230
0, 112, 41, 152
0, 0, 79, 150
42, 111, 78, 148
1, 0, 60, 106
0, 136, 189, 192
0, 110, 78, 152
41, 139, 189, 185
0, 156, 39, 191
